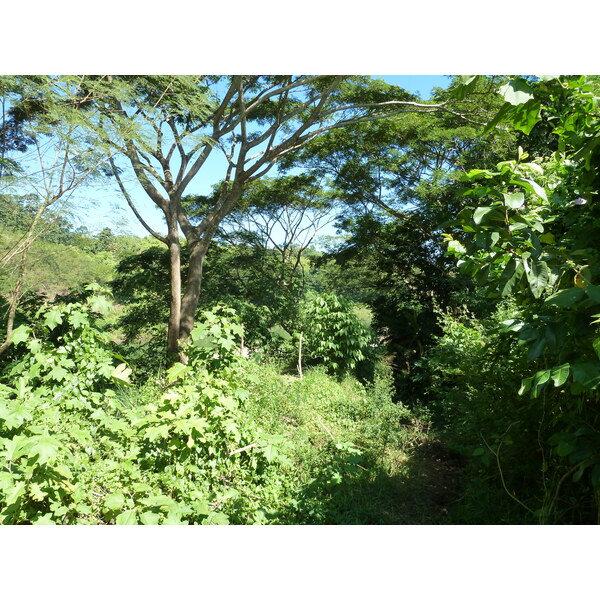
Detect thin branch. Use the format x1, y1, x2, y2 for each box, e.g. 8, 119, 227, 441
480, 424, 536, 516
109, 156, 167, 243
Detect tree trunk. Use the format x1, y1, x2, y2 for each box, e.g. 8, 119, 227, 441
166, 232, 182, 356
179, 240, 207, 344
176, 185, 244, 350
0, 273, 24, 358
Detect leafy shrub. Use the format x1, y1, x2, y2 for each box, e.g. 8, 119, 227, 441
0, 301, 292, 524
301, 293, 374, 376
243, 360, 422, 523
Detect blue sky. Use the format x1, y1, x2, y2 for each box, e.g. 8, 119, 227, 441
77, 75, 453, 238
375, 75, 452, 100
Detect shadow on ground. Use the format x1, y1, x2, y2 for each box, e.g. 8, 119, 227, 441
281, 439, 466, 525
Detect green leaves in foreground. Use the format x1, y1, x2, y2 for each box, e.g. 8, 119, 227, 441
0, 302, 290, 525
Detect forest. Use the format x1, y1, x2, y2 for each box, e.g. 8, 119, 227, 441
1, 74, 600, 525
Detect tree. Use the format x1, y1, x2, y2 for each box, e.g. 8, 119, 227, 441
0, 77, 110, 356
79, 75, 467, 357
274, 76, 518, 391
445, 75, 600, 522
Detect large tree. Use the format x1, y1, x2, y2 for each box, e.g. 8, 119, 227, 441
68, 74, 471, 357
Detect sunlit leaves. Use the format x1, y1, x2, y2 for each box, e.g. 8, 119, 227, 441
499, 80, 535, 106
503, 192, 525, 209
111, 363, 132, 384
43, 308, 63, 330
9, 325, 30, 346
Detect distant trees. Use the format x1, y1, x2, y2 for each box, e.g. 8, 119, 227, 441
275, 77, 518, 389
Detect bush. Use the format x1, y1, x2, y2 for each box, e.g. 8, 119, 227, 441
301, 293, 374, 377
0, 302, 292, 524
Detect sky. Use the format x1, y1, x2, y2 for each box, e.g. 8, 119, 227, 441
75, 75, 453, 238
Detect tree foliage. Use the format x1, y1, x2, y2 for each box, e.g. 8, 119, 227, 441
443, 75, 600, 522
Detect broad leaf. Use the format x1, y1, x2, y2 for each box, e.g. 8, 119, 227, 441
44, 308, 63, 330
29, 435, 62, 464
115, 509, 138, 525
499, 79, 535, 105
572, 362, 600, 389
503, 192, 525, 209
104, 492, 126, 512
511, 100, 542, 135
10, 325, 31, 346
166, 362, 190, 383
499, 259, 524, 296
551, 363, 570, 387
511, 177, 547, 201
473, 206, 503, 225
140, 511, 160, 525
111, 363, 132, 384
544, 287, 585, 307
526, 261, 550, 299
585, 285, 600, 304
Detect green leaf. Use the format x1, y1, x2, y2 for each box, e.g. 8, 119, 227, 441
140, 511, 160, 525
453, 76, 480, 100
68, 310, 88, 329
111, 363, 132, 384
44, 308, 63, 330
5, 481, 26, 506
557, 439, 575, 457
88, 295, 113, 315
572, 362, 600, 389
499, 259, 525, 296
32, 513, 56, 525
511, 101, 542, 135
4, 436, 32, 462
571, 137, 600, 162
518, 376, 533, 396
263, 444, 279, 463
3, 404, 33, 429
115, 509, 138, 525
473, 206, 503, 225
48, 365, 69, 382
143, 424, 171, 442
511, 177, 547, 201
203, 512, 229, 525
104, 491, 126, 512
550, 363, 570, 387
503, 192, 525, 209
585, 285, 600, 304
539, 233, 556, 244
10, 325, 31, 346
526, 261, 550, 299
29, 482, 47, 501
499, 79, 535, 105
166, 361, 190, 383
527, 336, 546, 362
28, 435, 62, 464
447, 239, 466, 254
163, 511, 185, 525
483, 102, 513, 135
543, 287, 585, 307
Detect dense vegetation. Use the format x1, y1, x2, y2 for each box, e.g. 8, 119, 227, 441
1, 74, 599, 524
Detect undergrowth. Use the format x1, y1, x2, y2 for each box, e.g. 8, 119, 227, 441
0, 298, 451, 524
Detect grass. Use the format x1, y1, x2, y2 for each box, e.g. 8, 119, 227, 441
242, 362, 465, 524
